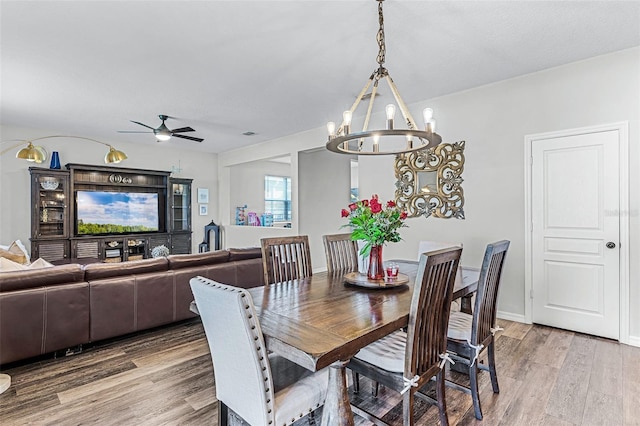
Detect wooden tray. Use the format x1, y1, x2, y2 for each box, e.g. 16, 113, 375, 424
343, 272, 409, 289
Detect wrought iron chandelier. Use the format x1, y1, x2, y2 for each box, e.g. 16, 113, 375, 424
326, 0, 442, 156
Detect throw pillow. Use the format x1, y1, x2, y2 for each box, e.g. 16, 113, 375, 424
0, 240, 30, 265
29, 258, 54, 269
0, 257, 28, 272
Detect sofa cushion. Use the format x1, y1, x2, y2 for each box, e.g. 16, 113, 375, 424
0, 264, 85, 292
228, 247, 262, 262
84, 257, 168, 281
167, 250, 230, 270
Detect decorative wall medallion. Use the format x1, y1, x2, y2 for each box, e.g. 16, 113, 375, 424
394, 141, 465, 219
108, 174, 132, 184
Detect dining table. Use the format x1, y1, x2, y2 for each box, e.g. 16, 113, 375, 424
247, 260, 480, 425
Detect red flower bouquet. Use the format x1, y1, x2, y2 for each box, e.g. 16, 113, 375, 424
341, 194, 408, 257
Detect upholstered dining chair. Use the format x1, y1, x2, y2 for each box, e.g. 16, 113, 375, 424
190, 276, 328, 426
323, 233, 359, 274
260, 235, 313, 285
445, 240, 510, 420
348, 247, 462, 426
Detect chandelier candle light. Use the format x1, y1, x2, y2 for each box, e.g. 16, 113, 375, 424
326, 0, 442, 156
342, 195, 408, 280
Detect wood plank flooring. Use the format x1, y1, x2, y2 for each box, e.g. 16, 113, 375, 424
0, 318, 638, 425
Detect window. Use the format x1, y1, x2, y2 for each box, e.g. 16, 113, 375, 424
265, 175, 291, 222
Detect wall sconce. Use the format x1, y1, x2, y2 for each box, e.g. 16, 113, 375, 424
0, 135, 127, 165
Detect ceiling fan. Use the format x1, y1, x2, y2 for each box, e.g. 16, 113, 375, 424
118, 115, 204, 142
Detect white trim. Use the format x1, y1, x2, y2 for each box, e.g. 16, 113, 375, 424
497, 311, 526, 324
524, 122, 630, 344
627, 335, 640, 348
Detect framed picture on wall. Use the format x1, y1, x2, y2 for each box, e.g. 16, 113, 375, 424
197, 188, 209, 204
199, 204, 208, 216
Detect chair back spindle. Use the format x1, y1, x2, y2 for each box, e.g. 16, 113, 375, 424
323, 233, 359, 274
261, 235, 313, 285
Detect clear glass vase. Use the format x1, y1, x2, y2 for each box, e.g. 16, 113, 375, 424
367, 245, 384, 280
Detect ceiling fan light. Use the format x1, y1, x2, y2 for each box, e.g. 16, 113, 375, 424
105, 146, 127, 164
155, 132, 171, 141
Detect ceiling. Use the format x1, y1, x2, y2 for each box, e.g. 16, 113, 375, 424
1, 1, 639, 154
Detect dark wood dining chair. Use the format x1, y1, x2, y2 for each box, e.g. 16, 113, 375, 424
323, 233, 359, 274
260, 235, 312, 285
190, 277, 328, 425
445, 240, 510, 420
348, 247, 462, 425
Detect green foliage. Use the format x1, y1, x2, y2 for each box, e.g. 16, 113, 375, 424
77, 220, 157, 235
341, 195, 408, 256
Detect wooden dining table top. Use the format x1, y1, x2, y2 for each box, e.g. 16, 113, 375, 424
247, 260, 479, 372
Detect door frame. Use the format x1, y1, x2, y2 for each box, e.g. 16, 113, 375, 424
524, 122, 629, 344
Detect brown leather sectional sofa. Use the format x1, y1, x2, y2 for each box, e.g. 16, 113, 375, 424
0, 248, 263, 365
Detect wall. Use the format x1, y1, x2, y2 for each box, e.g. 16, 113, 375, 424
0, 125, 219, 254
299, 149, 356, 271
217, 47, 640, 343
229, 158, 291, 221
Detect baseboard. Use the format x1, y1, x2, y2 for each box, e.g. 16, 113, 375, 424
497, 310, 526, 323
627, 335, 640, 348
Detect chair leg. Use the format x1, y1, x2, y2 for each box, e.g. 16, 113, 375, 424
436, 370, 449, 426
218, 401, 229, 426
352, 371, 360, 394
373, 381, 379, 397
469, 362, 483, 420
403, 389, 415, 426
487, 340, 500, 393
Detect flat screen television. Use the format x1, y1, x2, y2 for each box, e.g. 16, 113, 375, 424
75, 190, 160, 235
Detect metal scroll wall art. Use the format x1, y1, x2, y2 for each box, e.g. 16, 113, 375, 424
394, 141, 465, 219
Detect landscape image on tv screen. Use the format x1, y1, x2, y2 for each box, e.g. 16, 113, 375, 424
76, 191, 159, 235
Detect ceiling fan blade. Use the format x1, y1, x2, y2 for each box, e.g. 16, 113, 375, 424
117, 130, 153, 134
130, 120, 156, 130
172, 134, 204, 143
170, 127, 195, 133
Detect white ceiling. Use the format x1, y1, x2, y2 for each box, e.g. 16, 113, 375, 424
1, 1, 639, 154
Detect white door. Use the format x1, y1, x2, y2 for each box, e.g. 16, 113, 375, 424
531, 130, 620, 339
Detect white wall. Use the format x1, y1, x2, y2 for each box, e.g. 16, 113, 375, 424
229, 159, 290, 220
217, 47, 640, 342
0, 125, 219, 253
299, 149, 356, 270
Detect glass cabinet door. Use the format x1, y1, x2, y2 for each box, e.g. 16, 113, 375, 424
170, 180, 191, 232
32, 171, 69, 238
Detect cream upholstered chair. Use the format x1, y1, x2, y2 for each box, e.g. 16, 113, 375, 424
323, 233, 358, 274
260, 235, 312, 285
348, 247, 462, 426
190, 277, 328, 426
446, 240, 510, 420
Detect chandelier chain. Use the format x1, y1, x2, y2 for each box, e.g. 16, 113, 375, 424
376, 0, 386, 66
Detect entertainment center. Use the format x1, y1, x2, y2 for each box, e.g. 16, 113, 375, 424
30, 164, 192, 263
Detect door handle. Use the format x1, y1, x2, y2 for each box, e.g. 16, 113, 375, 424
606, 242, 616, 249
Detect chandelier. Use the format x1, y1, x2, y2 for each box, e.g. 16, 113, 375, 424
326, 0, 442, 156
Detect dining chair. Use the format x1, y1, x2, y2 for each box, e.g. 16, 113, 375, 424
190, 276, 328, 426
417, 240, 466, 314
445, 240, 510, 420
323, 233, 359, 274
348, 246, 462, 426
260, 235, 313, 285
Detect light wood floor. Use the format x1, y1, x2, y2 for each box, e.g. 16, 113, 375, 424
1, 318, 638, 425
